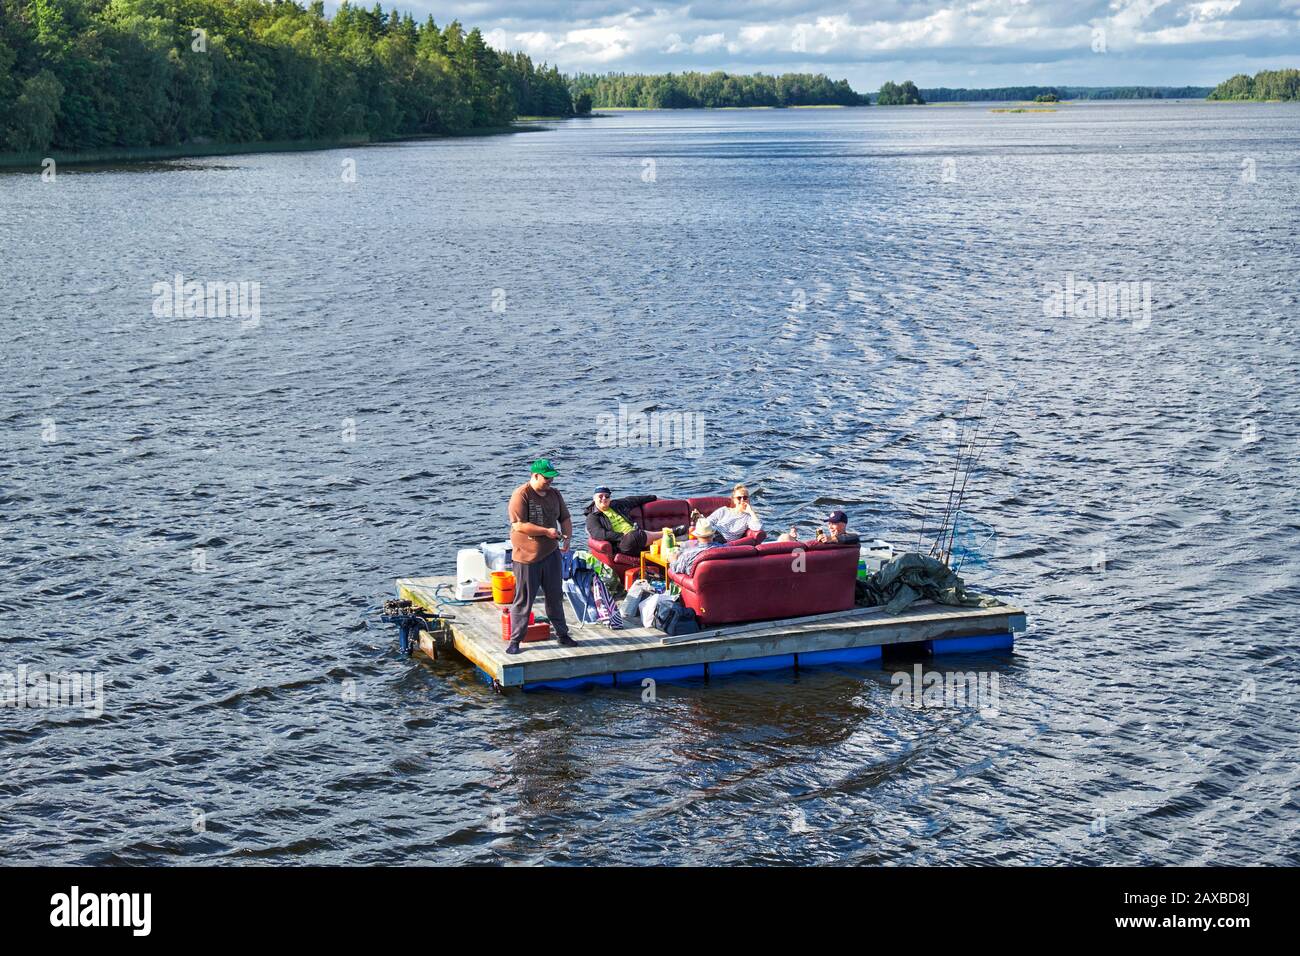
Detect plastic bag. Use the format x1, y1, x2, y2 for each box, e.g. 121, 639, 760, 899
621, 579, 654, 620
639, 593, 662, 629
642, 591, 678, 629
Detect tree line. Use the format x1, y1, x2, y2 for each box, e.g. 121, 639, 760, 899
1208, 69, 1300, 101
0, 0, 582, 154
920, 86, 1213, 102
876, 81, 924, 105
567, 71, 867, 109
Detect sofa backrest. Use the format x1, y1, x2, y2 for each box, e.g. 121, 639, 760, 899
641, 499, 691, 532
688, 496, 732, 518
622, 495, 738, 533
693, 545, 757, 563
687, 538, 856, 585
754, 539, 857, 555
755, 541, 801, 556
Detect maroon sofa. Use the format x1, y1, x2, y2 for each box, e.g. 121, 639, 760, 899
585, 494, 858, 627
585, 495, 764, 578
667, 539, 859, 627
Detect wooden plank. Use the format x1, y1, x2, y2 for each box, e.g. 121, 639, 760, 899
397, 574, 1024, 689
660, 603, 909, 645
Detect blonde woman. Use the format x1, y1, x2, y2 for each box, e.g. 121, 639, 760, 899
706, 483, 764, 543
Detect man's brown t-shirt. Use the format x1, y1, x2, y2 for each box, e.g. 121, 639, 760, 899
508, 482, 571, 564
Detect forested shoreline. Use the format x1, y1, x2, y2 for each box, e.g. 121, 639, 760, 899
0, 0, 580, 155
567, 71, 867, 108
1207, 69, 1300, 101
922, 85, 1213, 102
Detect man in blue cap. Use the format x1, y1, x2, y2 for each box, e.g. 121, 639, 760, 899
506, 458, 575, 654
584, 487, 669, 558
815, 510, 860, 545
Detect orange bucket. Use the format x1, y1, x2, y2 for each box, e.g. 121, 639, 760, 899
490, 570, 515, 604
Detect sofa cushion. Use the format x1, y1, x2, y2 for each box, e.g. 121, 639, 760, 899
687, 496, 731, 517
805, 539, 859, 552
612, 553, 639, 572
692, 545, 757, 562
755, 541, 804, 556
641, 499, 690, 532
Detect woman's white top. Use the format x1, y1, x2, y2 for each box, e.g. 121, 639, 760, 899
707, 506, 763, 542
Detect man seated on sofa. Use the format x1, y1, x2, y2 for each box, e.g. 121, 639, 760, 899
813, 510, 860, 546
585, 487, 680, 558
669, 517, 726, 576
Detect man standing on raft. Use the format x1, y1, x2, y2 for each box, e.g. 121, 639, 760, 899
506, 458, 576, 655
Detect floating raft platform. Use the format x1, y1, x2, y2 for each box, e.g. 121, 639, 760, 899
396, 575, 1027, 692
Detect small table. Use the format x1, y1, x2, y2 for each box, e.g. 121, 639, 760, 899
640, 548, 673, 582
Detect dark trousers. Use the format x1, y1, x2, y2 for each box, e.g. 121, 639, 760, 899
510, 549, 570, 644
616, 529, 648, 555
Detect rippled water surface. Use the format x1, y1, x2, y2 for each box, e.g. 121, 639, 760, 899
2, 102, 1299, 865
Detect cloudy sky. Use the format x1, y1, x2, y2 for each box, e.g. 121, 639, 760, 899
356, 1, 1300, 89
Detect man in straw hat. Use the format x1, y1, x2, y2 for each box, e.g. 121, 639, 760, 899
669, 516, 726, 576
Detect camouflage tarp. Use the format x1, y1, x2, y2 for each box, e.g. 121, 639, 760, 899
862, 552, 1005, 615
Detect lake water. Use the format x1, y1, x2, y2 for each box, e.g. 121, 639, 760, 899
2, 101, 1298, 865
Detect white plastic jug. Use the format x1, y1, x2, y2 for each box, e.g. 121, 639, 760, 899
457, 548, 489, 584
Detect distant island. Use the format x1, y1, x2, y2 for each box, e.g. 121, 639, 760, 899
921, 86, 1213, 102
876, 81, 925, 106
1208, 69, 1300, 101
567, 71, 865, 109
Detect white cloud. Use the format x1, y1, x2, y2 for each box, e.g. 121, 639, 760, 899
464, 1, 1299, 79
1185, 0, 1242, 18
691, 32, 727, 53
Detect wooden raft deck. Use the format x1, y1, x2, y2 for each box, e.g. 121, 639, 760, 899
396, 575, 1027, 691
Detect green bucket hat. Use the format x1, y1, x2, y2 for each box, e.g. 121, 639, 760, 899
530, 457, 558, 478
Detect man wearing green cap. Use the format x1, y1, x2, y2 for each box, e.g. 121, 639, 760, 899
505, 458, 576, 654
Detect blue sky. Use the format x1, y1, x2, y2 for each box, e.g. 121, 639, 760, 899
342, 1, 1300, 88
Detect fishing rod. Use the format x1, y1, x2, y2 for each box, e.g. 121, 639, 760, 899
932, 393, 989, 563
942, 414, 990, 564
930, 398, 972, 560
943, 392, 1012, 566
933, 391, 995, 564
